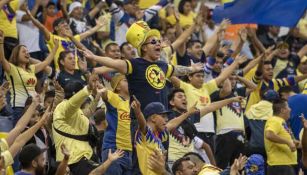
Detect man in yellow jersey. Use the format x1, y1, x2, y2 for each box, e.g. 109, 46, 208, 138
170, 55, 247, 150
264, 99, 297, 175
99, 74, 132, 175
245, 57, 307, 112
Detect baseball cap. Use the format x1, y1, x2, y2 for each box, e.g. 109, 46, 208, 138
244, 154, 265, 175
262, 90, 279, 102
19, 144, 47, 165
68, 1, 82, 15
143, 102, 171, 119
126, 21, 161, 56
111, 74, 125, 91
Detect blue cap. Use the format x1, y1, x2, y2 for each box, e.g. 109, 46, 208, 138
143, 102, 171, 119
263, 90, 279, 102
245, 154, 265, 175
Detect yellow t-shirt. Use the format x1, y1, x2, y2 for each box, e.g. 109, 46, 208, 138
179, 80, 219, 132
53, 87, 93, 164
5, 63, 37, 107
264, 116, 297, 166
138, 0, 159, 9
46, 33, 80, 71
179, 12, 196, 28
104, 91, 132, 151
135, 127, 168, 175
198, 164, 222, 175
179, 80, 218, 109
0, 0, 18, 38
296, 69, 307, 93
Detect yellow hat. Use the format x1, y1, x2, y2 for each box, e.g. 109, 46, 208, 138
301, 56, 307, 63
111, 74, 125, 92
126, 21, 161, 56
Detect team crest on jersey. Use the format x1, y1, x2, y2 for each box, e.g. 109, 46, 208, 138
145, 65, 166, 89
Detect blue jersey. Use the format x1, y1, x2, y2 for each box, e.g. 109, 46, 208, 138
125, 58, 174, 111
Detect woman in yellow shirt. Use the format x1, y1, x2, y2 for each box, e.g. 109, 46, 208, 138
0, 30, 58, 126
178, 0, 196, 28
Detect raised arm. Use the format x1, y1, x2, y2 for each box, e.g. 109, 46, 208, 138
83, 50, 127, 74
143, 0, 169, 22
34, 38, 59, 73
8, 109, 51, 158
215, 55, 247, 86
199, 96, 243, 116
294, 74, 307, 83
5, 96, 40, 146
88, 1, 104, 19
55, 144, 70, 175
0, 0, 10, 10
173, 63, 204, 77
20, 0, 41, 22
236, 76, 257, 92
89, 149, 124, 175
26, 8, 51, 41
131, 96, 147, 134
231, 28, 247, 58
105, 0, 124, 24
166, 103, 198, 131
79, 19, 106, 41
203, 19, 231, 56
0, 30, 11, 72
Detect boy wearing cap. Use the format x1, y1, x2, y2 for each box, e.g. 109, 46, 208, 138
99, 74, 133, 175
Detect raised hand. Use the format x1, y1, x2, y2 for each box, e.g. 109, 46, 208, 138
182, 136, 191, 146
148, 149, 166, 174
187, 102, 198, 115
40, 106, 52, 124
191, 62, 204, 72
234, 54, 247, 65
61, 144, 70, 159
108, 149, 124, 162
0, 81, 9, 95
230, 154, 247, 174
219, 18, 231, 32
95, 17, 107, 29
131, 95, 141, 115
53, 79, 64, 92
301, 114, 307, 129
82, 49, 95, 60
88, 72, 99, 91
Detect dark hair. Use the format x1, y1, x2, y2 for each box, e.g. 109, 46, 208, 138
120, 42, 129, 53
172, 156, 191, 174
187, 40, 202, 49
272, 99, 287, 116
178, 0, 191, 14
9, 45, 30, 70
216, 51, 225, 58
53, 17, 67, 34
44, 90, 55, 103
168, 88, 185, 107
278, 86, 293, 97
93, 108, 106, 125
263, 61, 272, 66
58, 51, 73, 70
46, 1, 56, 8
183, 152, 206, 163
64, 81, 84, 99
105, 43, 119, 53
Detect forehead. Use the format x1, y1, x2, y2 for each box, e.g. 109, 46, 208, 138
174, 91, 185, 97
182, 160, 195, 168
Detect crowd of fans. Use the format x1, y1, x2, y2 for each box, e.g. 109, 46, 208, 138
0, 0, 307, 174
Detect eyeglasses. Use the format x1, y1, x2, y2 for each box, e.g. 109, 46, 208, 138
143, 39, 161, 45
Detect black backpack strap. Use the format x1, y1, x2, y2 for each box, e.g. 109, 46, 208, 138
53, 126, 88, 142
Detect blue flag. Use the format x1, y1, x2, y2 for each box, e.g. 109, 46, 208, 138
212, 0, 307, 27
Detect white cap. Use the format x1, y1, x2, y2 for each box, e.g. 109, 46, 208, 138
68, 1, 82, 15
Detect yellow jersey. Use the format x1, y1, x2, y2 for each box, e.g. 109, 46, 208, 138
0, 0, 18, 38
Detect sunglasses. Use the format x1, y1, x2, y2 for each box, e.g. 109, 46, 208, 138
143, 39, 161, 45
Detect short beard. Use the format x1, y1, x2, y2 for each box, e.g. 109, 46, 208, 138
35, 166, 45, 175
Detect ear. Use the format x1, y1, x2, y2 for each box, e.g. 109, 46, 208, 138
169, 99, 175, 107
60, 59, 65, 66
32, 160, 38, 168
